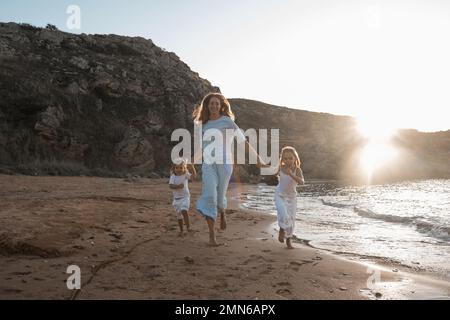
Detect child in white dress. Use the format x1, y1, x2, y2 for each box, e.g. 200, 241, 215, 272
169, 158, 196, 236
275, 146, 305, 249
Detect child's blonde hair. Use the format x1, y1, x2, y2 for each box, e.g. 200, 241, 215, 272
277, 146, 301, 175
170, 158, 187, 174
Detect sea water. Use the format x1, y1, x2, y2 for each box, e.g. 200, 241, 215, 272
230, 179, 450, 280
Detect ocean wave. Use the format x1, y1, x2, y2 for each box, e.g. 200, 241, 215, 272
353, 207, 450, 241
320, 199, 353, 209
414, 220, 450, 240
353, 207, 419, 223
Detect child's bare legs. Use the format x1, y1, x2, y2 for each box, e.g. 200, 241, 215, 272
219, 209, 227, 230
286, 237, 294, 249
177, 218, 184, 237
206, 217, 219, 246
181, 210, 191, 232
278, 228, 285, 243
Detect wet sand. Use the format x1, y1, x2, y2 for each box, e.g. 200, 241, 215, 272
0, 174, 449, 300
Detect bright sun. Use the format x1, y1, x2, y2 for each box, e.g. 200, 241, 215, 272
356, 116, 399, 181
359, 142, 398, 179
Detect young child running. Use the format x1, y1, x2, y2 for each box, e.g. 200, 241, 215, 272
275, 146, 305, 249
169, 158, 196, 236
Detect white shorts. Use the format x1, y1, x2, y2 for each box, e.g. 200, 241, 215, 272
173, 196, 190, 219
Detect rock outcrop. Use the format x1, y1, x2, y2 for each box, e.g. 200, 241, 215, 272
231, 99, 450, 183
1, 22, 449, 183
0, 22, 217, 176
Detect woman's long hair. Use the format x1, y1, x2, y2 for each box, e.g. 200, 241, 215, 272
192, 93, 235, 124
276, 146, 301, 175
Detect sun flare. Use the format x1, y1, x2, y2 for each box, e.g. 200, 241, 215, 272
359, 142, 398, 179
356, 116, 399, 181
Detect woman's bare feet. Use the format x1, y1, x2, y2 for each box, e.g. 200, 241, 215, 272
208, 237, 220, 247
206, 217, 219, 246
278, 228, 285, 243
286, 238, 294, 249
220, 210, 227, 230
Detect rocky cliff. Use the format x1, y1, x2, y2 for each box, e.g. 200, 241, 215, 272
1, 22, 449, 183
0, 22, 218, 177
230, 99, 450, 183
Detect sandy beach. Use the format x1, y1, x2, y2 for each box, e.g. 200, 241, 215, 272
0, 174, 449, 300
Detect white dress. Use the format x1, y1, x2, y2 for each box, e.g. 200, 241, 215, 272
196, 116, 246, 220
275, 170, 301, 239
169, 172, 191, 219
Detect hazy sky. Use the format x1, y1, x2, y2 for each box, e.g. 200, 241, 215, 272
1, 0, 449, 132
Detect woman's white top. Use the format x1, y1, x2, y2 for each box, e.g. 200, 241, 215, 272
198, 116, 246, 165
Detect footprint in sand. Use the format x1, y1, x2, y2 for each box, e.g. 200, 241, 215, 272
288, 260, 313, 271
274, 281, 293, 296
109, 233, 123, 240
208, 241, 227, 248
1, 288, 23, 294
11, 271, 32, 276
259, 268, 272, 275
294, 259, 314, 266
241, 254, 267, 265
184, 256, 194, 264
211, 279, 228, 289
309, 279, 320, 288
276, 288, 292, 296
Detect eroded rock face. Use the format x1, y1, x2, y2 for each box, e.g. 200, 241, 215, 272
230, 98, 450, 182
114, 126, 155, 171
0, 22, 218, 174
1, 23, 448, 181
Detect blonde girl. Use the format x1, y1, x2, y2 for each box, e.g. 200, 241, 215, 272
275, 146, 305, 249
169, 158, 196, 236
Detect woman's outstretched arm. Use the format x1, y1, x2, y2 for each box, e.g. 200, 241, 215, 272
245, 140, 271, 168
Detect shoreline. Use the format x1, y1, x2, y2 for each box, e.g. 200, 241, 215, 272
0, 175, 449, 299
228, 189, 450, 300
234, 181, 450, 284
